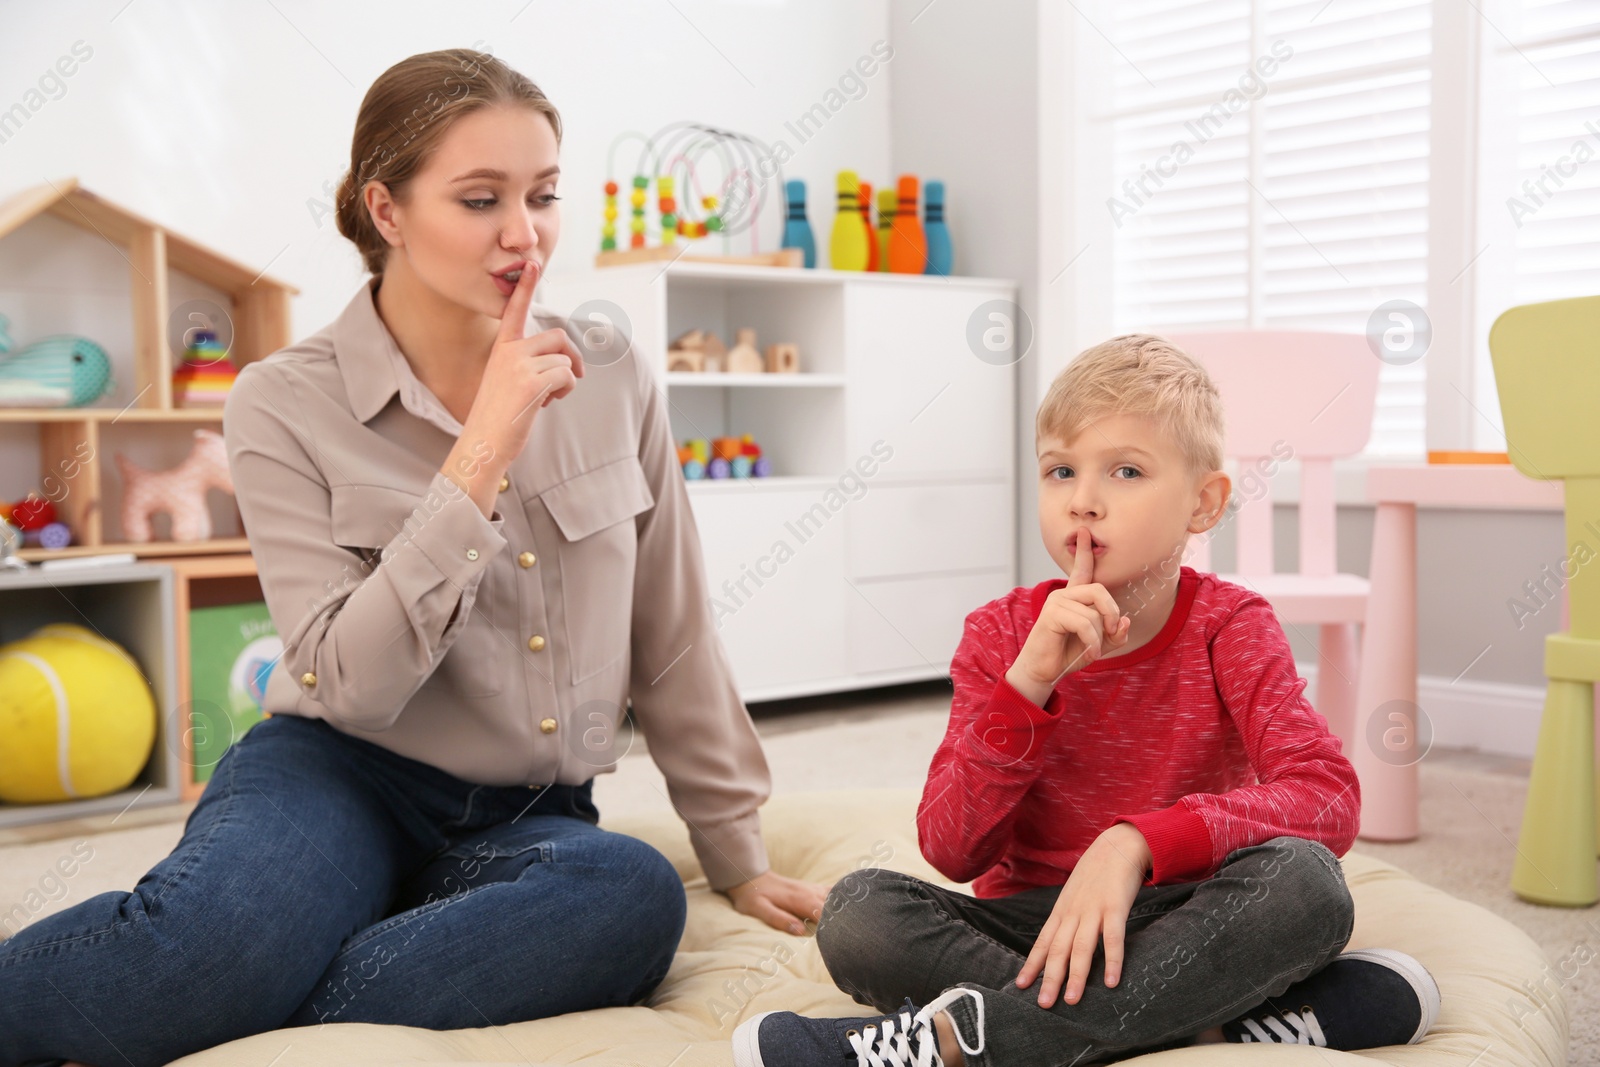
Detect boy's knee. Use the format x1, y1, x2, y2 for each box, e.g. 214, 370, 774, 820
815, 867, 910, 959
1257, 837, 1354, 944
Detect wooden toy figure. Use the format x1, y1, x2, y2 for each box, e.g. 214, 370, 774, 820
888, 175, 928, 274
858, 181, 878, 272
924, 180, 953, 276
726, 330, 764, 374
876, 188, 896, 273
829, 171, 870, 271
782, 179, 816, 268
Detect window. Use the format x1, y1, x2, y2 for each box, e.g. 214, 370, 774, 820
1473, 0, 1600, 449
1097, 0, 1434, 458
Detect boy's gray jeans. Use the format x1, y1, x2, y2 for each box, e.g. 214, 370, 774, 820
815, 836, 1355, 1067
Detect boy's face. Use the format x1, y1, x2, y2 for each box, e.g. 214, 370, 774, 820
1035, 412, 1230, 592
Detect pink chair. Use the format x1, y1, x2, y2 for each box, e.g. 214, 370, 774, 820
1163, 331, 1381, 762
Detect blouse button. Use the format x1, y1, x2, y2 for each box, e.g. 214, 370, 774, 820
518, 551, 537, 568
300, 672, 317, 687
539, 717, 558, 734
466, 548, 479, 561
528, 634, 547, 652
499, 476, 510, 492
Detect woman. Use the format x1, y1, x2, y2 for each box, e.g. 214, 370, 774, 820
0, 48, 826, 1067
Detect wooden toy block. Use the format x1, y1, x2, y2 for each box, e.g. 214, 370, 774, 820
765, 343, 799, 373
667, 347, 706, 372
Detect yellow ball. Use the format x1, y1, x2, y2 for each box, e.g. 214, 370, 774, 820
0, 623, 157, 803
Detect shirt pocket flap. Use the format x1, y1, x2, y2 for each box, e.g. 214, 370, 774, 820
541, 457, 655, 542
329, 483, 423, 550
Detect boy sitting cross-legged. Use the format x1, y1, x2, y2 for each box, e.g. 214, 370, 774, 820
733, 335, 1440, 1067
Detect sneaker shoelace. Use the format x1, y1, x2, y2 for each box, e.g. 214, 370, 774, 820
1237, 1006, 1328, 1045
845, 988, 986, 1067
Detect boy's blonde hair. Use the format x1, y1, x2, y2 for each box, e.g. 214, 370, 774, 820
1036, 334, 1225, 483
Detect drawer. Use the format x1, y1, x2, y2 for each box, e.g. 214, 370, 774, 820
848, 570, 1015, 676
848, 481, 1013, 579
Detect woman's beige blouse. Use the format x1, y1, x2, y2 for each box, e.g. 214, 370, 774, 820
221, 276, 771, 890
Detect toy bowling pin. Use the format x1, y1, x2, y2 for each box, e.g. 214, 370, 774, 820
829, 171, 870, 271
876, 189, 895, 272
924, 180, 952, 276
887, 175, 927, 274
858, 180, 877, 272
782, 179, 816, 269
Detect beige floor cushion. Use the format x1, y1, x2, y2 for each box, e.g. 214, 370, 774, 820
173, 788, 1565, 1066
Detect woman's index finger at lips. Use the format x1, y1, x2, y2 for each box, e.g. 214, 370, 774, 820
496, 260, 536, 345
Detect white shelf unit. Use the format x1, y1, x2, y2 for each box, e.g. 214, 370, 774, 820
581, 262, 1019, 701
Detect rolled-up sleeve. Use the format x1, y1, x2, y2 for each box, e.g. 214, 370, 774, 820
223, 363, 508, 731
623, 354, 772, 892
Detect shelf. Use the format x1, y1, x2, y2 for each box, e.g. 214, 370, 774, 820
665, 373, 846, 387
0, 406, 227, 423
17, 537, 251, 562
684, 475, 842, 492
651, 260, 1019, 291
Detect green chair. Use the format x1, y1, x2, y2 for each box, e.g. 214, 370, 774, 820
1489, 294, 1600, 906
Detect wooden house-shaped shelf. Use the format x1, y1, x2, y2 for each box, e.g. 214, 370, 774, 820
0, 178, 298, 560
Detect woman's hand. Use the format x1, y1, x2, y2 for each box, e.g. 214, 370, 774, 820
463, 258, 586, 465
720, 870, 830, 936
1015, 822, 1152, 1007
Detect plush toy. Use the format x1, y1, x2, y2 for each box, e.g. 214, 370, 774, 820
0, 623, 157, 803
0, 314, 115, 408
114, 428, 234, 542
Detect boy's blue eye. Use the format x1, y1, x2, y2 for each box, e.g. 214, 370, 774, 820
1046, 465, 1141, 479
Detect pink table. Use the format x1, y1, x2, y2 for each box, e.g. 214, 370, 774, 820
1354, 463, 1564, 840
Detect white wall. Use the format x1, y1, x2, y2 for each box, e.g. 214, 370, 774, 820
0, 0, 895, 514
0, 2, 1569, 755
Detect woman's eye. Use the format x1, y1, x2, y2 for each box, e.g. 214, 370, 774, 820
461, 195, 561, 210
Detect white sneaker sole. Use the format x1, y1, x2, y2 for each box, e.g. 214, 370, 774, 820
1339, 948, 1442, 1043
732, 1010, 780, 1067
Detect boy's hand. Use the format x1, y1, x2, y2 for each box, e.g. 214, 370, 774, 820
1016, 822, 1153, 1007
1006, 528, 1131, 703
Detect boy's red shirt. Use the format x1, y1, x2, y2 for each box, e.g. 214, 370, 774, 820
918, 565, 1361, 898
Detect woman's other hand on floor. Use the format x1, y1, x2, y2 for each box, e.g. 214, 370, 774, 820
721, 870, 829, 936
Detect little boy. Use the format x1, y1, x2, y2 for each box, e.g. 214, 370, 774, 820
733, 336, 1440, 1067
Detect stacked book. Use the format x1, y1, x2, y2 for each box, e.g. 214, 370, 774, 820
172, 330, 237, 407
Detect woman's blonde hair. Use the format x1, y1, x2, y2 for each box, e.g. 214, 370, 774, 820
1035, 334, 1225, 482
335, 48, 563, 276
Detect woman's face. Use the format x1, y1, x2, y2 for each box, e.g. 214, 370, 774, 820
378, 103, 562, 318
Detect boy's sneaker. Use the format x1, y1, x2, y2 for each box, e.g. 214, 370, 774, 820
1222, 948, 1441, 1049
731, 987, 985, 1067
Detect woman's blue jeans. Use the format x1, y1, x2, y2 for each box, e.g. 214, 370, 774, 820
0, 712, 688, 1067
